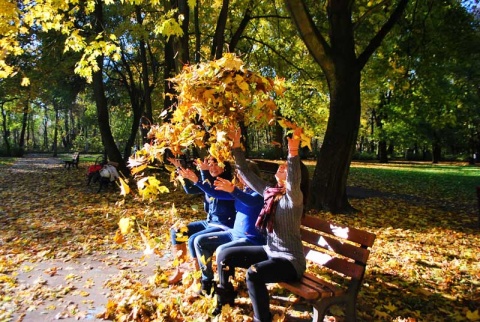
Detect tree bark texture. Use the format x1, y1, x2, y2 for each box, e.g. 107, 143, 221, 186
285, 0, 409, 213
93, 1, 127, 175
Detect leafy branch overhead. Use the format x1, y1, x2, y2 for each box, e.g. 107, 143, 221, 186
158, 53, 286, 160
125, 54, 313, 199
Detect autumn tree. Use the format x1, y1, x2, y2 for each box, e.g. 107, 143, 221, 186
282, 0, 410, 212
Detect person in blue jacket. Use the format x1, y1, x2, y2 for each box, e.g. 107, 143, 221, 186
167, 157, 236, 284
179, 161, 265, 295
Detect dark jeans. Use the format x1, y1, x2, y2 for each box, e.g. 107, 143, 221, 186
217, 246, 298, 322
170, 220, 223, 258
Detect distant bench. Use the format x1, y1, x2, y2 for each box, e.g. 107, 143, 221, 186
277, 215, 376, 322
253, 159, 279, 175
64, 152, 80, 169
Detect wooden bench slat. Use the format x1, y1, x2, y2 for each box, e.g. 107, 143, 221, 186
278, 272, 344, 301
300, 227, 372, 264
301, 215, 376, 247
277, 215, 376, 322
304, 246, 365, 280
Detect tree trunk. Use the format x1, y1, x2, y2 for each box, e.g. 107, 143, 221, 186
284, 0, 409, 213
211, 0, 229, 59
311, 71, 361, 213
53, 105, 59, 157
432, 143, 441, 164
93, 1, 127, 175
43, 106, 48, 150
0, 103, 11, 156
19, 100, 29, 156
378, 140, 388, 163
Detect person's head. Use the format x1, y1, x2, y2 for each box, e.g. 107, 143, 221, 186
275, 162, 288, 186
208, 157, 233, 180
275, 161, 310, 211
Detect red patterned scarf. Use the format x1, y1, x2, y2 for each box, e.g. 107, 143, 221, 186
255, 186, 285, 233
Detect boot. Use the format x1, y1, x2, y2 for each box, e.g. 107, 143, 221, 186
212, 283, 237, 315
198, 280, 213, 296
168, 243, 187, 285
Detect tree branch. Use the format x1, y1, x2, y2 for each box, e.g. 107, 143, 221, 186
357, 0, 410, 70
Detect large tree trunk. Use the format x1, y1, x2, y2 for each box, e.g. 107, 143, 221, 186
93, 1, 127, 175
285, 0, 409, 213
312, 71, 361, 213
0, 103, 11, 156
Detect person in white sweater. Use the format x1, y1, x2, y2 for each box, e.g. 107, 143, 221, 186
214, 127, 310, 322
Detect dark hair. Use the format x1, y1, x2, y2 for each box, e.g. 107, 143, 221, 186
299, 161, 310, 214
217, 160, 233, 181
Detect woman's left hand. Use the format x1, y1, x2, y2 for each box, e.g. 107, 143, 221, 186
178, 168, 199, 183
214, 177, 235, 193
287, 127, 302, 156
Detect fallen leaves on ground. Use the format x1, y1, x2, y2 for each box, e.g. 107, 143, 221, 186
0, 157, 479, 322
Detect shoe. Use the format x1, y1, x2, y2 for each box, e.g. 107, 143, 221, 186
168, 267, 184, 285
198, 280, 213, 296
212, 283, 237, 315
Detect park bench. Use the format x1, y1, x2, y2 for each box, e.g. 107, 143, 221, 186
64, 152, 80, 169
254, 159, 279, 175
277, 215, 376, 322
87, 156, 120, 193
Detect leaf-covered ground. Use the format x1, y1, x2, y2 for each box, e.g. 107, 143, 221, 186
0, 155, 479, 322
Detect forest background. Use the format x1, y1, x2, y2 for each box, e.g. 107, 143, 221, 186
1, 0, 480, 214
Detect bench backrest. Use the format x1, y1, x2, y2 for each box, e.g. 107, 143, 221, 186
254, 160, 279, 174
300, 215, 376, 284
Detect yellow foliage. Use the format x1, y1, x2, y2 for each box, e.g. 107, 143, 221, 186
118, 217, 134, 235
118, 177, 130, 196
466, 309, 480, 321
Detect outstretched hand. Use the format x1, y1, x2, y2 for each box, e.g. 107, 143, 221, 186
287, 127, 302, 156
193, 157, 210, 171
178, 168, 199, 183
167, 157, 182, 169
214, 177, 235, 193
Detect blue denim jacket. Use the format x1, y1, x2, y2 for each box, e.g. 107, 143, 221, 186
182, 169, 236, 228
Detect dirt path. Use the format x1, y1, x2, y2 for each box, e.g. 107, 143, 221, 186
1, 155, 167, 322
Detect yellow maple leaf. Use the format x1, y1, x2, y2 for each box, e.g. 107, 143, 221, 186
118, 217, 134, 235
113, 230, 125, 244
383, 302, 397, 312
466, 309, 480, 321
118, 177, 130, 196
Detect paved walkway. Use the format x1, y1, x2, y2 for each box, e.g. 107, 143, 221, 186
1, 154, 167, 322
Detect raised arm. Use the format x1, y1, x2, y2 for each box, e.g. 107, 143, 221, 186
214, 177, 264, 208
285, 128, 302, 201
229, 126, 268, 195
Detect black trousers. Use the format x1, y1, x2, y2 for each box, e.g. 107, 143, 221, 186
216, 245, 297, 322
